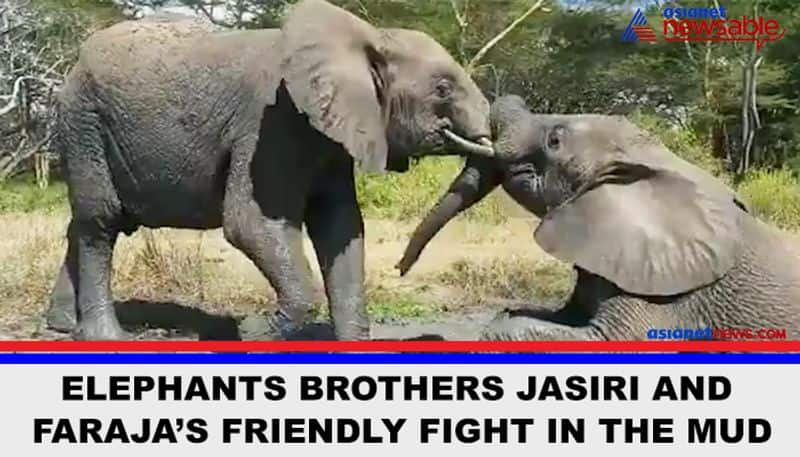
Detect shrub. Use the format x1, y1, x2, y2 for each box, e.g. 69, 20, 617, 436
629, 111, 731, 184
0, 178, 68, 214
738, 168, 800, 230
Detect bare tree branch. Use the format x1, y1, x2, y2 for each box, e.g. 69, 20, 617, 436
0, 22, 21, 38
449, 0, 467, 28
0, 0, 87, 182
194, 2, 236, 27
0, 76, 29, 116
353, 0, 373, 21
0, 132, 51, 179
466, 0, 547, 74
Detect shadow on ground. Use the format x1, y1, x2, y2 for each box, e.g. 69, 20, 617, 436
113, 300, 241, 340
108, 300, 449, 341
29, 299, 535, 341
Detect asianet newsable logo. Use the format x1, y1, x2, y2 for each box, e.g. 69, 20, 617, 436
622, 6, 786, 51
647, 327, 787, 341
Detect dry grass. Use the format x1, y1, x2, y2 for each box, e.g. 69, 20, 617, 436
437, 256, 575, 306
0, 214, 65, 334
0, 211, 274, 337
113, 230, 273, 317
0, 210, 567, 338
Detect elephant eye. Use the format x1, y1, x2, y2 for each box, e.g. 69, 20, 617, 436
435, 79, 454, 98
547, 125, 566, 150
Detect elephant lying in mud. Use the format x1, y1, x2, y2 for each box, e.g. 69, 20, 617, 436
398, 95, 800, 340
47, 0, 495, 340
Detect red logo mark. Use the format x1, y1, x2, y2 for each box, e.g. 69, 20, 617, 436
632, 25, 657, 42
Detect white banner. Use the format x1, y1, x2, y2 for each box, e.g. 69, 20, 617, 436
0, 360, 795, 456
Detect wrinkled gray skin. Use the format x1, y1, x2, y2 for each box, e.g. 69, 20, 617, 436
399, 95, 800, 340
46, 0, 494, 341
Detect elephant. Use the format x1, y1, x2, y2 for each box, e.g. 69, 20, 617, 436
397, 95, 800, 340
46, 0, 495, 341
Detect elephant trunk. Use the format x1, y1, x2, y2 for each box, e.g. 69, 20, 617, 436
397, 95, 535, 275
396, 157, 501, 276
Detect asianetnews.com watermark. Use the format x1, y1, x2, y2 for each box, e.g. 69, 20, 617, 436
647, 327, 787, 341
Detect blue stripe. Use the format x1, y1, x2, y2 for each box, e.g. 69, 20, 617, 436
632, 10, 647, 26
1, 353, 800, 364
621, 8, 647, 42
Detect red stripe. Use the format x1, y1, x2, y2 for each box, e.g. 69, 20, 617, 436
632, 26, 656, 35
0, 341, 799, 353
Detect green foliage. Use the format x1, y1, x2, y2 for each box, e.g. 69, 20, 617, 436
629, 111, 731, 183
311, 285, 440, 322
356, 157, 507, 224
14, 0, 800, 228
738, 168, 800, 230
0, 178, 68, 214
34, 0, 124, 23
365, 286, 441, 322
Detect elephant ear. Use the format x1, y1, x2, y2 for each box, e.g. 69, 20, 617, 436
534, 158, 744, 297
280, 0, 390, 172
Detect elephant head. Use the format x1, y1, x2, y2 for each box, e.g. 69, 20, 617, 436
399, 95, 748, 297
279, 0, 493, 173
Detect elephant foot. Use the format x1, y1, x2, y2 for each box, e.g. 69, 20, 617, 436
481, 309, 601, 341
481, 310, 536, 340
73, 309, 130, 341
45, 299, 78, 333
238, 312, 298, 341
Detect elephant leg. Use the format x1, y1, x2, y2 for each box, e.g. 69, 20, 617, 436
224, 203, 317, 339
57, 108, 129, 340
500, 300, 592, 327
306, 162, 368, 341
483, 291, 676, 341
72, 222, 128, 341
223, 137, 317, 340
481, 309, 606, 341
45, 220, 79, 332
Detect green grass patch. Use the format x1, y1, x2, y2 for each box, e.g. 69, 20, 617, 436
738, 168, 800, 230
310, 285, 441, 323
366, 286, 441, 322
356, 156, 507, 224
0, 178, 68, 214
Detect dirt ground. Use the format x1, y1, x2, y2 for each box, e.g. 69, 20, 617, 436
0, 204, 569, 341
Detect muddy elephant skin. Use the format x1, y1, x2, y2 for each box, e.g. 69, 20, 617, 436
47, 0, 495, 341
400, 95, 800, 341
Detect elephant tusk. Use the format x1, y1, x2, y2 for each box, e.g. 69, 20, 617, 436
443, 129, 495, 157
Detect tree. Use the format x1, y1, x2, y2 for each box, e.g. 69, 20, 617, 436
0, 0, 121, 186
5, 0, 800, 187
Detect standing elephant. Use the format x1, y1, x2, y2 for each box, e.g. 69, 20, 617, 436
48, 0, 495, 341
398, 95, 800, 340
